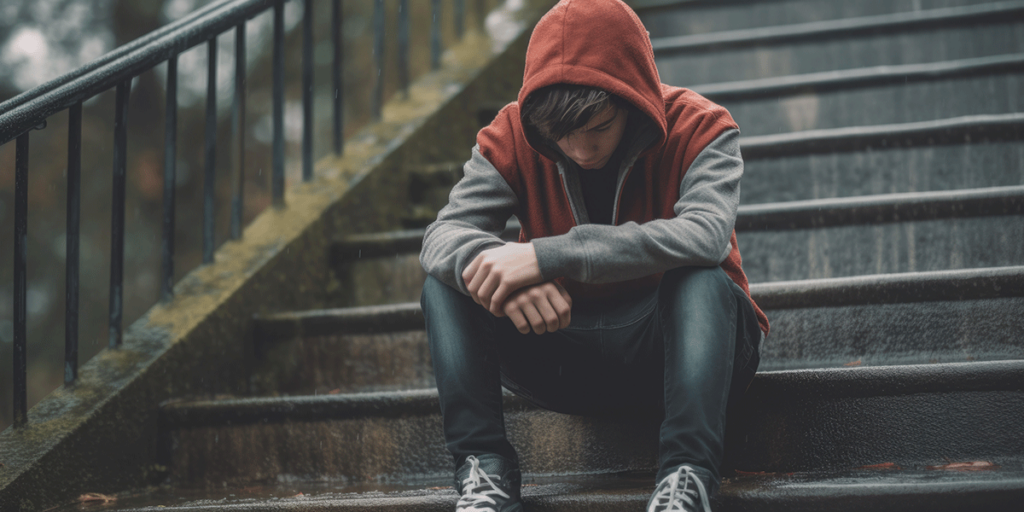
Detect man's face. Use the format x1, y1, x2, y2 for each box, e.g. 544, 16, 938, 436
555, 104, 628, 170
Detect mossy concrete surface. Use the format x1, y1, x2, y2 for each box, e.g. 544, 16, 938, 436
0, 1, 555, 509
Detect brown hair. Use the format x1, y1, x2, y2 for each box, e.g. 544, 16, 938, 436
522, 84, 626, 141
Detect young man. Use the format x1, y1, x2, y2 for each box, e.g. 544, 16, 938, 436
419, 1, 769, 510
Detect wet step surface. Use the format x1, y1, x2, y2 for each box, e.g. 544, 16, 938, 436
636, 0, 1002, 38
60, 464, 1024, 511
707, 69, 1024, 136
255, 267, 1024, 383
737, 185, 1024, 281
652, 1, 1024, 84
163, 360, 1024, 486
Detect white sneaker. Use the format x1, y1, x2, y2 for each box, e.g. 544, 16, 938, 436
454, 454, 523, 512
646, 465, 712, 512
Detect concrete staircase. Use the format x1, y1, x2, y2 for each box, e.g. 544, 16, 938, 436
102, 0, 1024, 510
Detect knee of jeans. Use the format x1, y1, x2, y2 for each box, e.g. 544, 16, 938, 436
660, 266, 733, 305
421, 274, 455, 312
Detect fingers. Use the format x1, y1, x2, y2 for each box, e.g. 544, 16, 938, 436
548, 285, 572, 329
504, 303, 529, 334
532, 289, 561, 333
488, 281, 514, 316
478, 271, 502, 311
505, 300, 543, 335
501, 282, 573, 334
519, 301, 546, 335
462, 255, 481, 292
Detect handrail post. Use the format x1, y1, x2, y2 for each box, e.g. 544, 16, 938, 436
303, 0, 314, 181
333, 0, 345, 155
431, 0, 442, 70
109, 80, 130, 349
13, 132, 30, 427
203, 38, 218, 264
399, 0, 410, 99
456, 0, 465, 40
373, 0, 385, 120
65, 103, 82, 386
232, 25, 246, 240
273, 0, 285, 205
162, 55, 178, 302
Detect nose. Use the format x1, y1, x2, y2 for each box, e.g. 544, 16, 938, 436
567, 134, 599, 163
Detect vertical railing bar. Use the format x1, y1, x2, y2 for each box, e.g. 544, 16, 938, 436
273, 0, 285, 205
302, 0, 314, 181
65, 103, 82, 386
13, 132, 29, 427
231, 25, 246, 240
431, 0, 441, 70
372, 0, 384, 120
109, 80, 130, 349
398, 0, 409, 99
333, 0, 344, 156
162, 55, 178, 302
456, 0, 465, 40
203, 38, 218, 264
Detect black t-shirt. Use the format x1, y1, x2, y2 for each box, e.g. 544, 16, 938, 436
579, 109, 644, 225
580, 160, 620, 225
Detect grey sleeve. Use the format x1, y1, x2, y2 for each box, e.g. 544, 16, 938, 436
532, 128, 741, 283
420, 145, 519, 294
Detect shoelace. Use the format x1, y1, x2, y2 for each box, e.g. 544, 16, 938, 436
456, 455, 511, 512
648, 465, 712, 512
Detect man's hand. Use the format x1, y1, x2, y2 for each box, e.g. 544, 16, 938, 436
500, 281, 572, 334
463, 242, 543, 315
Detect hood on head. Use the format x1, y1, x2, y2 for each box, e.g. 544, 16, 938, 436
518, 0, 667, 159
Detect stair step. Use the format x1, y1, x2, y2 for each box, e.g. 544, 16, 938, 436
253, 267, 1024, 394
690, 53, 1024, 137
739, 113, 1024, 204
329, 220, 518, 306
654, 4, 1024, 83
692, 53, 1024, 101
324, 187, 1024, 284
332, 220, 521, 260
161, 360, 1024, 486
96, 465, 1024, 511
740, 112, 1024, 158
651, 1, 1024, 54
715, 70, 1023, 137
635, 0, 1007, 39
739, 185, 1024, 227
738, 186, 1024, 281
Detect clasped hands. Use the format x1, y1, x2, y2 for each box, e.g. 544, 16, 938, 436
462, 242, 572, 335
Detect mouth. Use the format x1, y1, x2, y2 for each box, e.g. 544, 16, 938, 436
577, 158, 605, 169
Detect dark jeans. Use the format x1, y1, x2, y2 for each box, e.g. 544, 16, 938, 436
421, 266, 762, 491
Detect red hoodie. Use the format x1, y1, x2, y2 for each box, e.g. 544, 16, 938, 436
424, 0, 769, 335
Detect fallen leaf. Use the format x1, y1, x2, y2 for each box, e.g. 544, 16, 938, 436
291, 492, 304, 498
328, 388, 341, 395
427, 486, 452, 491
926, 461, 998, 471
844, 359, 862, 367
78, 493, 117, 504
859, 462, 899, 470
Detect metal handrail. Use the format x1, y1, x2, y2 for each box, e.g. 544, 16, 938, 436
1, 0, 468, 428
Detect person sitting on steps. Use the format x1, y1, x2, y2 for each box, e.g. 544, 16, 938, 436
420, 1, 769, 510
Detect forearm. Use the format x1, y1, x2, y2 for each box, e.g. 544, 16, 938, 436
420, 145, 519, 294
